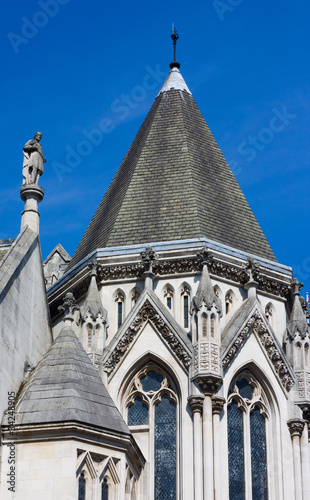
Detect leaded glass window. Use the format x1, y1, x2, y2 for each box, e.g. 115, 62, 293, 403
101, 478, 108, 500
228, 400, 245, 500
155, 395, 176, 500
250, 406, 268, 500
128, 396, 149, 425
125, 364, 178, 500
228, 372, 269, 500
78, 472, 86, 500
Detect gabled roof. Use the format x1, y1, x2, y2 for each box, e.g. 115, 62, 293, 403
69, 65, 276, 269
11, 328, 130, 434
102, 287, 193, 377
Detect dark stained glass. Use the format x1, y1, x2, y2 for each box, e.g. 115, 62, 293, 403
101, 478, 108, 500
236, 378, 253, 400
117, 301, 122, 328
155, 394, 176, 500
184, 295, 189, 328
140, 371, 163, 392
167, 297, 172, 309
78, 473, 86, 500
228, 400, 245, 500
128, 396, 149, 425
250, 406, 268, 500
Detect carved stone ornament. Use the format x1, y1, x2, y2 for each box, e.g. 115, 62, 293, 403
212, 396, 226, 415
193, 341, 221, 376
198, 377, 222, 395
58, 291, 79, 318
295, 371, 310, 402
287, 419, 305, 437
140, 246, 158, 272
188, 396, 204, 414
103, 300, 192, 375
222, 310, 294, 392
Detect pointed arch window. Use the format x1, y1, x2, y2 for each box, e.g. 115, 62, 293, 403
225, 291, 234, 314
125, 365, 178, 500
101, 478, 109, 500
265, 303, 274, 327
227, 373, 269, 500
115, 291, 125, 329
181, 286, 190, 328
78, 472, 86, 500
164, 286, 174, 312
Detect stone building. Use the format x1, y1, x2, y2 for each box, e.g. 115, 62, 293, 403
1, 56, 310, 500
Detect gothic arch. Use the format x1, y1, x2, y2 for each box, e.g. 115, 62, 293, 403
226, 362, 282, 500
130, 286, 141, 308
179, 282, 191, 329
162, 283, 175, 312
113, 288, 125, 330
225, 289, 237, 315
265, 302, 275, 328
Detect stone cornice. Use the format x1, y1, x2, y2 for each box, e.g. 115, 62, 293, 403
48, 255, 291, 321
222, 310, 294, 392
103, 299, 192, 375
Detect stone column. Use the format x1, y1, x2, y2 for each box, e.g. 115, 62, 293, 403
188, 396, 204, 500
203, 394, 214, 500
20, 185, 44, 234
212, 397, 225, 500
301, 421, 310, 499
288, 419, 304, 500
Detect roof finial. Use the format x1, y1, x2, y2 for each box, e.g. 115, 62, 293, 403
170, 24, 180, 70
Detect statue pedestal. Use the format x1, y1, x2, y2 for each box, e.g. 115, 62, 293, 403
20, 184, 44, 234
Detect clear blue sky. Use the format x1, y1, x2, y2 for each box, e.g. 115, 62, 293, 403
1, 1, 310, 298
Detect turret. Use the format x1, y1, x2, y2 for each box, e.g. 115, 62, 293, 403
190, 251, 223, 392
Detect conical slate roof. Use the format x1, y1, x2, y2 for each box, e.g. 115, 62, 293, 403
13, 328, 129, 434
69, 66, 276, 268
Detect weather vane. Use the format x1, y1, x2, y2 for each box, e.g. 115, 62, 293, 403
171, 23, 179, 62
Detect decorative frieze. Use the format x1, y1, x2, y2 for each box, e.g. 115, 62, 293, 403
287, 419, 305, 438
103, 300, 192, 375
223, 310, 294, 392
295, 371, 310, 401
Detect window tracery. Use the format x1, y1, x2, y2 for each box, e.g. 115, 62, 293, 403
164, 286, 174, 311
227, 372, 269, 500
125, 364, 178, 500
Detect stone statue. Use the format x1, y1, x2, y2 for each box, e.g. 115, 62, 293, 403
22, 132, 46, 185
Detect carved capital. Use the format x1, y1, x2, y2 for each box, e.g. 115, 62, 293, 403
188, 396, 204, 414
198, 377, 222, 396
287, 419, 305, 438
212, 396, 226, 415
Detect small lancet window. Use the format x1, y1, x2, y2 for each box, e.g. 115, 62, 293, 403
131, 289, 140, 308
101, 478, 109, 500
225, 291, 234, 314
265, 303, 273, 326
210, 314, 216, 338
87, 323, 93, 349
305, 343, 310, 368
115, 291, 125, 329
164, 286, 174, 311
296, 342, 302, 367
202, 313, 208, 337
78, 472, 86, 500
181, 286, 190, 328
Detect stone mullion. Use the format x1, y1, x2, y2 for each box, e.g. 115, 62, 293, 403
188, 397, 204, 500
